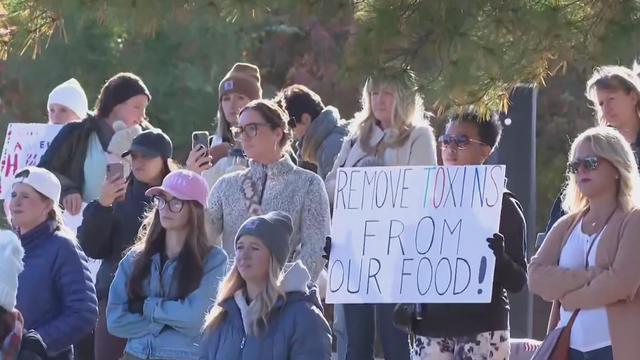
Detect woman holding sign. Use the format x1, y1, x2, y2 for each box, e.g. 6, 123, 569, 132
324, 69, 437, 360
529, 126, 640, 360
404, 110, 527, 360
201, 211, 331, 360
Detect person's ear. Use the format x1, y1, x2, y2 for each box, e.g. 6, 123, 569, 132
301, 114, 313, 126
479, 145, 492, 163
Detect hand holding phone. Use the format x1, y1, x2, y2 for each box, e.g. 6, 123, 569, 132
192, 131, 210, 151
101, 163, 127, 206
107, 163, 124, 180
187, 131, 212, 173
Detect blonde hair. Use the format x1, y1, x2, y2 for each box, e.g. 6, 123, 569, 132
351, 69, 428, 154
204, 255, 284, 336
562, 126, 640, 214
585, 65, 640, 125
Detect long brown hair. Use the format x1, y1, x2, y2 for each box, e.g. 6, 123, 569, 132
127, 201, 212, 301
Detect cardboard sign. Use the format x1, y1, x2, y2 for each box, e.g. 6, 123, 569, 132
326, 165, 505, 304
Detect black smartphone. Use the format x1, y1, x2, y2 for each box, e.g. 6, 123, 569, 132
107, 163, 124, 180
192, 131, 210, 150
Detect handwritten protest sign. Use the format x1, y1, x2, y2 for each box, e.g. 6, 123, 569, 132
326, 165, 505, 304
0, 123, 63, 197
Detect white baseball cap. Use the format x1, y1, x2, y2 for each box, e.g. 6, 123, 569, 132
47, 78, 89, 119
12, 167, 61, 204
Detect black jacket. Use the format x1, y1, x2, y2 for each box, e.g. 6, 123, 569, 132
38, 115, 114, 199
412, 191, 527, 337
77, 178, 152, 300
38, 115, 152, 199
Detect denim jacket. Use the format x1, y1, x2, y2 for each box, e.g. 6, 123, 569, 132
107, 246, 228, 360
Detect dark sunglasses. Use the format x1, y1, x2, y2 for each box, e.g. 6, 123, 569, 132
438, 134, 487, 150
567, 156, 600, 174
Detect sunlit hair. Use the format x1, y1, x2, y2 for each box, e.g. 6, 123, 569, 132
351, 69, 431, 154
562, 126, 640, 214
585, 65, 640, 125
127, 200, 212, 302
215, 103, 235, 145
204, 254, 284, 336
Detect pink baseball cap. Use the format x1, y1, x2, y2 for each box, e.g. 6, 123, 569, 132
145, 170, 209, 207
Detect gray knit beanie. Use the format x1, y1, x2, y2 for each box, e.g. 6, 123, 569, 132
235, 211, 293, 266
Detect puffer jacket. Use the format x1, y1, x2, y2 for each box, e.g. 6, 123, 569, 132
199, 261, 332, 360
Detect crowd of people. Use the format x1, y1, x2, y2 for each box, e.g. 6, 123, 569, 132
0, 60, 638, 360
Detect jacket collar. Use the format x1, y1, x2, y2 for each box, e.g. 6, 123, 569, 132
248, 155, 296, 179
19, 220, 56, 250
299, 107, 346, 162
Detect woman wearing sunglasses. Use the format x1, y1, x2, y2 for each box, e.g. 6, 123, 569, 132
107, 170, 228, 360
208, 99, 330, 282
529, 126, 640, 360
406, 110, 526, 360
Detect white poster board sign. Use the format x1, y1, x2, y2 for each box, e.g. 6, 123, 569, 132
0, 123, 63, 197
326, 165, 505, 304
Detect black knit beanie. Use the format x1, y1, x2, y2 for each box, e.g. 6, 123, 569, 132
96, 72, 151, 119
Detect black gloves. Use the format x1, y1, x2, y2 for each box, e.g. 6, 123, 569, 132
487, 233, 506, 262
20, 330, 47, 358
323, 236, 332, 261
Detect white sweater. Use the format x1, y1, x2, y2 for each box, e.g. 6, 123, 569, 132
325, 124, 437, 204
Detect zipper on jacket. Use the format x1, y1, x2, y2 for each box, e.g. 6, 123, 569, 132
238, 336, 246, 360
258, 164, 268, 204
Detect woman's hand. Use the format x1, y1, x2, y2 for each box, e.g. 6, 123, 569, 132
62, 193, 83, 215
98, 176, 127, 207
186, 145, 212, 173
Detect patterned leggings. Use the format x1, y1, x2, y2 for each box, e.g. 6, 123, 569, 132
411, 330, 510, 360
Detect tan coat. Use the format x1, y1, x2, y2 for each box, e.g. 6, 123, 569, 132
528, 208, 640, 360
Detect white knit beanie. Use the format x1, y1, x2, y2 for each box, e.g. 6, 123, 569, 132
0, 230, 24, 311
47, 78, 89, 119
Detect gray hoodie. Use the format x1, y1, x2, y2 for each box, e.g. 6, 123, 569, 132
298, 106, 348, 180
